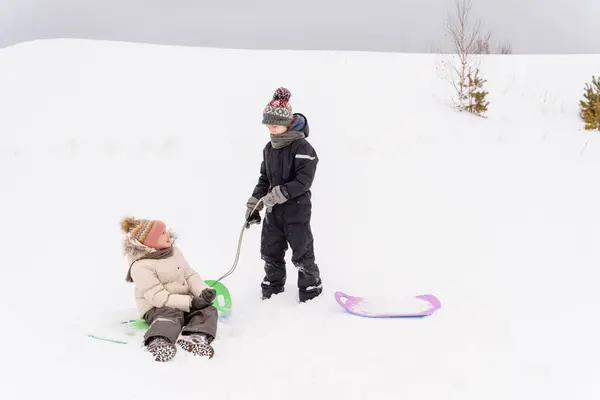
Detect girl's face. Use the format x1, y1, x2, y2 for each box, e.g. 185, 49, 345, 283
268, 124, 288, 135
154, 229, 173, 250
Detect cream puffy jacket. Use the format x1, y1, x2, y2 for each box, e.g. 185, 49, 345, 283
124, 238, 209, 317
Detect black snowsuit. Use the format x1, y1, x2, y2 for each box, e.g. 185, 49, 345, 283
251, 114, 322, 302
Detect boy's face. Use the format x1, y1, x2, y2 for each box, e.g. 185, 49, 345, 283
267, 124, 288, 135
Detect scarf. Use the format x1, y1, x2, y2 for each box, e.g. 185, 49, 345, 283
270, 131, 305, 149
125, 246, 174, 283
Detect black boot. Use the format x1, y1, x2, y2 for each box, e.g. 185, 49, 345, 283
299, 279, 323, 303
262, 285, 285, 300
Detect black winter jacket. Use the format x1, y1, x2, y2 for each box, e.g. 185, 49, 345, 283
252, 114, 318, 205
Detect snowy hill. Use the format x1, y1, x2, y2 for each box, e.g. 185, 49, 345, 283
1, 39, 600, 400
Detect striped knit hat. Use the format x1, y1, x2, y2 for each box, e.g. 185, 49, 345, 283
120, 216, 166, 248
262, 87, 293, 127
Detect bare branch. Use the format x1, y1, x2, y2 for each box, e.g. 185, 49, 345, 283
497, 41, 513, 54
439, 0, 491, 114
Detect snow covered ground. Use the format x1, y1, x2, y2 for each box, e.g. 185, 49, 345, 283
1, 39, 600, 399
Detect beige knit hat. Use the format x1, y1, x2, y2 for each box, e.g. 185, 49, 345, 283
120, 216, 166, 248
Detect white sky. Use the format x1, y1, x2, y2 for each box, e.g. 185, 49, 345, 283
1, 0, 599, 54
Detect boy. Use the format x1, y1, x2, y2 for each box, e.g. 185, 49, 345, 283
245, 87, 323, 303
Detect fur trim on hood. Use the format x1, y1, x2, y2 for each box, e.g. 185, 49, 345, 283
123, 231, 179, 258
123, 232, 179, 283
124, 236, 153, 259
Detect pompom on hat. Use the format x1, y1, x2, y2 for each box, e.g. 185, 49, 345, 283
120, 216, 166, 249
262, 87, 293, 127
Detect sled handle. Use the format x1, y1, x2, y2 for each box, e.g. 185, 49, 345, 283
335, 291, 361, 310
335, 291, 348, 305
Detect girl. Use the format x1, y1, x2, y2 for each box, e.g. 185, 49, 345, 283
245, 87, 323, 302
121, 216, 217, 361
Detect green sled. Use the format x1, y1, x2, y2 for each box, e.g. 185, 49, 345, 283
124, 280, 232, 331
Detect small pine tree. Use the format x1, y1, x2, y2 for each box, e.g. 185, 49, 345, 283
579, 76, 600, 131
465, 68, 489, 116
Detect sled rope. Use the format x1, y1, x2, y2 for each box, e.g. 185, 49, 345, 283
210, 198, 264, 286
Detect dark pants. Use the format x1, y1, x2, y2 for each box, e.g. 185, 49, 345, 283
260, 204, 322, 302
143, 306, 218, 345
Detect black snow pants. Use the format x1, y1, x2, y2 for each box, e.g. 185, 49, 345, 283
260, 203, 322, 302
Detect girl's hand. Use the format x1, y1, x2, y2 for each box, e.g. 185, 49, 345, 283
201, 288, 217, 303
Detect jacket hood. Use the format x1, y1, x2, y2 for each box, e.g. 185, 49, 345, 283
123, 232, 179, 262
290, 113, 310, 137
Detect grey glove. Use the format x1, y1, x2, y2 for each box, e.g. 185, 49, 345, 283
191, 288, 216, 311
191, 296, 211, 311
201, 288, 216, 303
262, 186, 289, 212
245, 196, 264, 228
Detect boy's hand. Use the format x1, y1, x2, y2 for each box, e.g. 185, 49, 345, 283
245, 209, 261, 228
245, 196, 263, 228
262, 186, 288, 212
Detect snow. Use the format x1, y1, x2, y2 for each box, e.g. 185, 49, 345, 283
1, 38, 600, 399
